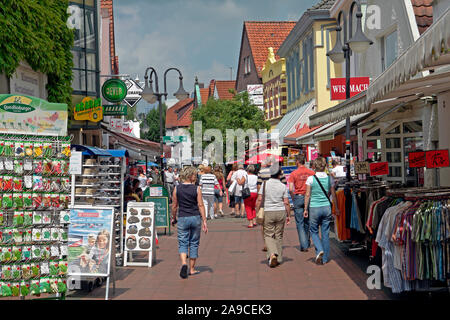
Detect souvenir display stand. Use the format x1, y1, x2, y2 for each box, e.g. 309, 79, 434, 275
70, 146, 126, 266
0, 134, 72, 299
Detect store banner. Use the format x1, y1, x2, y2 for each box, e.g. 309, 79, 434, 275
330, 77, 370, 100
74, 97, 103, 122
103, 105, 127, 116
408, 151, 426, 168
0, 94, 68, 136
369, 162, 389, 176
425, 150, 450, 169
67, 207, 114, 277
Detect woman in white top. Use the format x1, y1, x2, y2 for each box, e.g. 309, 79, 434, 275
231, 164, 247, 218
243, 165, 258, 228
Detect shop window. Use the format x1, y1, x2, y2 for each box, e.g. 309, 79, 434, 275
386, 152, 401, 163
368, 129, 380, 136
382, 30, 398, 71
386, 138, 401, 149
403, 121, 423, 133
388, 166, 402, 178
367, 139, 381, 150
386, 125, 400, 134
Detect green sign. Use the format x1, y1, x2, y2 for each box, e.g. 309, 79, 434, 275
0, 103, 35, 113
103, 105, 128, 116
163, 135, 187, 143
101, 79, 128, 103
145, 196, 170, 229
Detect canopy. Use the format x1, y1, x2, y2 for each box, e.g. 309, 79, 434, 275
106, 149, 129, 158
274, 99, 315, 144
137, 161, 158, 167
72, 145, 112, 157
245, 153, 283, 165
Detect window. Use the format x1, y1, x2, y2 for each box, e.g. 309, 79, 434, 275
69, 1, 99, 96
244, 56, 251, 74
302, 42, 308, 93
382, 30, 398, 71
308, 36, 314, 89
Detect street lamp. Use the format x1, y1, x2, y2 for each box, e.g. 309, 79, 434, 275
326, 0, 373, 181
142, 67, 189, 171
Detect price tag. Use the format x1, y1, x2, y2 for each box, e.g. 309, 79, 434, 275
408, 151, 425, 168
355, 161, 370, 174
426, 150, 450, 168
369, 162, 388, 176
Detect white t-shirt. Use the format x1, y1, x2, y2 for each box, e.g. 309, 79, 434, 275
246, 174, 258, 193
332, 165, 346, 178
231, 169, 247, 196
258, 178, 288, 211
165, 171, 175, 183
138, 175, 148, 189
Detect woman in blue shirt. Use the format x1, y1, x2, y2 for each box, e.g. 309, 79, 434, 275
304, 157, 340, 265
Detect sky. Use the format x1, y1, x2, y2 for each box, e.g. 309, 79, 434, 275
114, 0, 318, 105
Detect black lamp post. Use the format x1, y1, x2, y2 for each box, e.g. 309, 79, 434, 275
327, 0, 373, 181
141, 67, 190, 171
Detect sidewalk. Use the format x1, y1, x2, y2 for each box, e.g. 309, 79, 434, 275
67, 212, 392, 300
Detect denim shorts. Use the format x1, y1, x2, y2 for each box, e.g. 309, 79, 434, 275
234, 196, 244, 203
177, 215, 202, 258
214, 189, 223, 202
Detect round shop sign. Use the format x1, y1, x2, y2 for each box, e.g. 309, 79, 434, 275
101, 79, 128, 103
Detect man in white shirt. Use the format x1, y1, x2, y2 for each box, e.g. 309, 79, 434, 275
231, 164, 247, 218
165, 167, 175, 199
331, 160, 346, 178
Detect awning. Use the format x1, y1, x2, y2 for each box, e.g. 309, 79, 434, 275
72, 145, 112, 157
274, 99, 315, 144
105, 149, 129, 158
283, 124, 321, 144
296, 125, 332, 145
313, 113, 370, 142
310, 8, 450, 127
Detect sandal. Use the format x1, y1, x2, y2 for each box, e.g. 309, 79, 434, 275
180, 265, 188, 279
190, 270, 200, 275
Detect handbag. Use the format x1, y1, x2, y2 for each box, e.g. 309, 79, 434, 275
241, 173, 251, 199
228, 180, 237, 195
313, 175, 333, 207
256, 181, 266, 224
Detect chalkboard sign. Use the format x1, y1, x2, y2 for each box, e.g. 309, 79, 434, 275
145, 196, 169, 229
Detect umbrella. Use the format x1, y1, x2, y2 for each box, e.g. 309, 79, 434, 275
137, 161, 159, 167
245, 153, 283, 165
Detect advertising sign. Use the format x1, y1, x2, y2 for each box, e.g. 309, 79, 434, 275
74, 97, 103, 122
249, 94, 264, 105
103, 105, 127, 116
124, 202, 155, 252
101, 79, 128, 103
369, 162, 389, 176
247, 84, 263, 95
355, 161, 370, 174
69, 151, 83, 175
67, 207, 114, 277
330, 77, 370, 100
0, 94, 68, 136
408, 151, 426, 168
145, 197, 169, 228
426, 150, 450, 168
123, 79, 143, 108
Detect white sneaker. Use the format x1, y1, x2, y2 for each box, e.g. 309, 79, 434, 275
315, 251, 324, 265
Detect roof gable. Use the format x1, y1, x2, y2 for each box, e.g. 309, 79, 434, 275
165, 98, 194, 129
214, 80, 236, 100
243, 21, 296, 78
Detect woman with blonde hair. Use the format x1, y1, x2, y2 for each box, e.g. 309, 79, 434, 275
304, 157, 340, 265
171, 166, 208, 278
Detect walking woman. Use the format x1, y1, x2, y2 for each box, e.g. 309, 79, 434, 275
213, 166, 226, 217
226, 164, 238, 216
304, 157, 340, 265
199, 165, 219, 220
255, 167, 291, 268
171, 166, 208, 278
243, 165, 258, 228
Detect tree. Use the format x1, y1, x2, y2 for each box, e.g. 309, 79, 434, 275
141, 104, 167, 142
189, 91, 270, 161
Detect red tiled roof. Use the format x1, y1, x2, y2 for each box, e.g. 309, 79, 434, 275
214, 80, 236, 100
165, 98, 194, 129
244, 21, 296, 78
199, 88, 210, 104
101, 0, 119, 74
410, 0, 433, 34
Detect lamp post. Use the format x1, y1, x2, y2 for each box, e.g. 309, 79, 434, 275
141, 67, 190, 171
327, 0, 373, 181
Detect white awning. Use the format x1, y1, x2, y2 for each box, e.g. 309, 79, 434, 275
314, 113, 370, 142
310, 8, 450, 127
274, 99, 315, 144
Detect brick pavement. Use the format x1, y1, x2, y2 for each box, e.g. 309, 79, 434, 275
67, 211, 392, 300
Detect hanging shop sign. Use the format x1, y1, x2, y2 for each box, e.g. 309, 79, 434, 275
408, 151, 426, 168
123, 79, 143, 108
369, 162, 389, 176
101, 79, 128, 103
74, 97, 103, 122
103, 105, 127, 116
355, 161, 370, 174
0, 94, 68, 136
67, 206, 114, 277
330, 77, 370, 101
425, 150, 449, 169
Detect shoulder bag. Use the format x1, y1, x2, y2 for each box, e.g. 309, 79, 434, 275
256, 181, 266, 224
241, 173, 251, 199
313, 174, 332, 207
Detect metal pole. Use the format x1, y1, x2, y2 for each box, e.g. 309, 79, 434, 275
345, 47, 351, 181
158, 94, 164, 170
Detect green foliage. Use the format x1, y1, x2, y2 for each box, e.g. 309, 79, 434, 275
141, 104, 167, 143
125, 105, 137, 121
0, 0, 74, 106
189, 91, 270, 160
